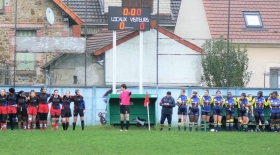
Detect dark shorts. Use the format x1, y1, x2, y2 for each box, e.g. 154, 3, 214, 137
17, 107, 27, 116
73, 109, 84, 117
238, 109, 248, 117
213, 109, 223, 116
201, 111, 210, 116
254, 110, 264, 117
178, 108, 187, 115
120, 105, 130, 114
61, 108, 72, 118
189, 108, 199, 116
226, 108, 234, 117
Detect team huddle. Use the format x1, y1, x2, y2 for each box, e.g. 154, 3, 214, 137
0, 87, 85, 131
159, 89, 280, 132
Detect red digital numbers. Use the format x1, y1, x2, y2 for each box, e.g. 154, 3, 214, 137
137, 9, 142, 16
119, 22, 125, 30
123, 8, 142, 16
131, 8, 136, 16
140, 22, 145, 30
123, 8, 128, 15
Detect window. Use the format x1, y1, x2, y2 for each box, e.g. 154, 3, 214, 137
270, 68, 280, 88
0, 0, 4, 12
122, 0, 153, 12
243, 12, 263, 28
16, 30, 36, 72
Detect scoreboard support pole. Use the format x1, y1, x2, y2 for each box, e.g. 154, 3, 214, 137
139, 31, 143, 94
112, 30, 117, 94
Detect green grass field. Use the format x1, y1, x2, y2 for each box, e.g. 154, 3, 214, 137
0, 125, 279, 155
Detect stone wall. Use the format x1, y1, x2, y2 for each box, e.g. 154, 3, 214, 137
0, 0, 71, 85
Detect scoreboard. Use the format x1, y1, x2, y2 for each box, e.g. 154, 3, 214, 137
108, 7, 150, 31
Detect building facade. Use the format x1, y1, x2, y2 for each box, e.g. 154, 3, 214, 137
175, 0, 280, 88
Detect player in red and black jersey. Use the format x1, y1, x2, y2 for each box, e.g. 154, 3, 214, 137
48, 89, 62, 131
7, 88, 17, 130
16, 91, 28, 130
27, 90, 39, 131
37, 87, 50, 130
0, 89, 8, 130
61, 91, 73, 130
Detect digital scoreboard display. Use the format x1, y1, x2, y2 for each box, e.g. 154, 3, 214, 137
108, 7, 150, 31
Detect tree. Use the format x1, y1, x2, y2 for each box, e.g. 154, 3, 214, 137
201, 36, 251, 87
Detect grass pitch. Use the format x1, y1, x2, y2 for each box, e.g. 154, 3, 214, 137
0, 125, 279, 155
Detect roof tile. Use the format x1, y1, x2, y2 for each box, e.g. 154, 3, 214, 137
203, 0, 280, 42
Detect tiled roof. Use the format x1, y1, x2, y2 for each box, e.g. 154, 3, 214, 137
64, 0, 181, 25
53, 0, 83, 25
203, 0, 280, 43
62, 0, 108, 24
87, 30, 136, 53
90, 20, 202, 56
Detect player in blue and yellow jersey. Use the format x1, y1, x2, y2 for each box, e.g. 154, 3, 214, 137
213, 90, 224, 132
224, 92, 235, 131
251, 91, 266, 132
235, 93, 251, 132
176, 89, 188, 131
266, 91, 280, 132
73, 89, 86, 130
187, 90, 200, 131
200, 90, 213, 131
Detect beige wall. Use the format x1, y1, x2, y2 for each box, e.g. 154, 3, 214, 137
104, 0, 170, 14
174, 0, 211, 47
246, 47, 280, 88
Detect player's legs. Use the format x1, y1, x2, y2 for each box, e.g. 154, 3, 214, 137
178, 112, 182, 131
276, 113, 280, 132
62, 117, 66, 130
167, 114, 172, 131
201, 112, 206, 131
270, 114, 276, 132
183, 114, 187, 131
194, 111, 199, 131
242, 115, 249, 132
78, 110, 85, 131
254, 111, 260, 131
125, 113, 129, 131
73, 109, 78, 131
55, 115, 60, 130
1, 114, 7, 130
205, 113, 210, 131
160, 114, 167, 131
8, 111, 16, 130
61, 109, 66, 130
32, 114, 36, 130
226, 114, 231, 131
213, 109, 218, 131
259, 111, 265, 131
217, 111, 222, 132
66, 117, 70, 130
189, 111, 194, 131
229, 114, 234, 131
120, 114, 124, 131
17, 114, 22, 130
22, 115, 27, 130
51, 116, 56, 131
65, 109, 71, 130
